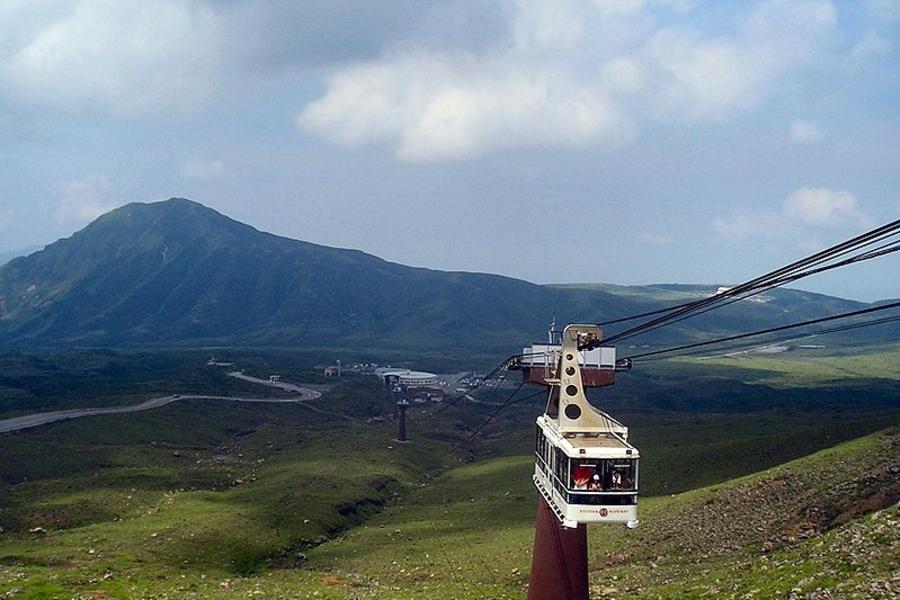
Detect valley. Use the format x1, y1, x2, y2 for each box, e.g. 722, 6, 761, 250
1, 347, 898, 599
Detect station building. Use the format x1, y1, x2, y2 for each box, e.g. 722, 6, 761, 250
379, 369, 439, 387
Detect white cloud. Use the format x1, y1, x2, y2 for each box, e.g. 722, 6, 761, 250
715, 186, 870, 240
181, 158, 226, 180
594, 0, 699, 16
851, 30, 892, 60
594, 0, 645, 18
713, 209, 789, 239
513, 0, 586, 51
0, 1, 844, 159
645, 30, 765, 120
745, 0, 836, 34
54, 175, 117, 225
0, 1, 480, 117
783, 187, 868, 228
645, 0, 836, 120
297, 0, 836, 161
5, 0, 222, 114
790, 119, 823, 143
600, 56, 646, 94
650, 0, 698, 14
299, 53, 634, 162
299, 0, 838, 159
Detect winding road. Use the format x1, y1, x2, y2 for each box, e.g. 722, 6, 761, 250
0, 372, 329, 434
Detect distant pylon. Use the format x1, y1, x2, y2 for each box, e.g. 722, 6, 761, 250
527, 498, 589, 600
397, 400, 408, 442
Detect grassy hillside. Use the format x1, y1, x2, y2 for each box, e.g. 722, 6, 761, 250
290, 428, 900, 599
0, 346, 512, 420
0, 349, 296, 418
0, 356, 897, 599
0, 383, 462, 595
677, 344, 900, 386
2, 412, 894, 599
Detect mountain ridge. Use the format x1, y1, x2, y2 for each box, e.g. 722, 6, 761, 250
0, 199, 642, 349
0, 198, 887, 351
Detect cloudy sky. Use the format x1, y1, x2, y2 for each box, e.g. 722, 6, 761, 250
1, 0, 898, 301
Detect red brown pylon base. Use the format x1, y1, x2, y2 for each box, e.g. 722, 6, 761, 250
527, 497, 589, 600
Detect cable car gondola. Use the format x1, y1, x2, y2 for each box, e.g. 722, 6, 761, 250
513, 323, 640, 529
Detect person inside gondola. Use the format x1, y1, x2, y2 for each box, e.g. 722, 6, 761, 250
587, 474, 602, 491
608, 464, 634, 490
611, 469, 623, 488
571, 465, 592, 490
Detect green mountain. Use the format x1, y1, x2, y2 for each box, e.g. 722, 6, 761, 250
0, 198, 883, 351
0, 199, 643, 350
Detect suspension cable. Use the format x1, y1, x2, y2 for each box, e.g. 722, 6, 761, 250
602, 221, 900, 344
611, 238, 900, 345
622, 299, 900, 361
598, 228, 900, 328
454, 383, 546, 449
632, 313, 900, 362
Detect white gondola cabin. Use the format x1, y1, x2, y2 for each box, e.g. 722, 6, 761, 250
515, 323, 640, 529
534, 415, 639, 528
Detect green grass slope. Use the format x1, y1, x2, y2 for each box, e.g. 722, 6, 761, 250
0, 371, 897, 600
251, 428, 899, 599
0, 385, 466, 598
0, 349, 293, 418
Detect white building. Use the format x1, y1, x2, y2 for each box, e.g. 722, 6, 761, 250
379, 369, 439, 387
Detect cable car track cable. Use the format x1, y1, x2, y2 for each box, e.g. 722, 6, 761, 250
622, 299, 900, 361
607, 220, 900, 341
602, 220, 900, 344
608, 238, 900, 346
597, 225, 900, 327
454, 382, 551, 449
630, 313, 900, 362
423, 353, 521, 419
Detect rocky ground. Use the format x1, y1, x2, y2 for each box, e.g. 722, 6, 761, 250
589, 429, 900, 599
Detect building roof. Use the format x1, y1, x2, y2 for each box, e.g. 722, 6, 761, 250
381, 369, 436, 380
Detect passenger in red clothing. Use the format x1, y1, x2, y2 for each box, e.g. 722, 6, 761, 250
571, 465, 592, 490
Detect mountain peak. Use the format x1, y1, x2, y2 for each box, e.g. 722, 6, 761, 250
147, 197, 220, 214
99, 197, 221, 221
80, 197, 255, 244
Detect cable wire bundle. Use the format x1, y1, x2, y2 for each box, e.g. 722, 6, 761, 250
601, 218, 900, 346
624, 299, 900, 362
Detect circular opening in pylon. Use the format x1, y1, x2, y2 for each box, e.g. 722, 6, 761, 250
564, 404, 581, 419
566, 384, 578, 396
565, 366, 576, 376
566, 354, 574, 361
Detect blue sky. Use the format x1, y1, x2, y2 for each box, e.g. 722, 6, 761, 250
1, 0, 898, 301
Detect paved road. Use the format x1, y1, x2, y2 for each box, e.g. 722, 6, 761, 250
227, 372, 322, 400
0, 375, 328, 434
